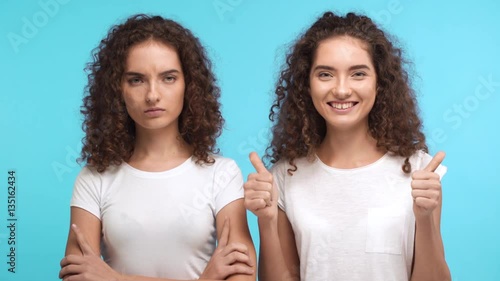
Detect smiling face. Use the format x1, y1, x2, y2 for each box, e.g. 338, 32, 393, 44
309, 35, 377, 132
121, 40, 185, 133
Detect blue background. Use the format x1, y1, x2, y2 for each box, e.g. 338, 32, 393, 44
1, 0, 499, 280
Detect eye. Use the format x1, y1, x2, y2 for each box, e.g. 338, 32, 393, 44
163, 76, 177, 84
128, 77, 143, 85
352, 72, 367, 79
318, 72, 333, 80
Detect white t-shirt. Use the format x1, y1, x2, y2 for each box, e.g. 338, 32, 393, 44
273, 151, 447, 281
70, 156, 244, 279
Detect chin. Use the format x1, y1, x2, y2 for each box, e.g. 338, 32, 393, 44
326, 119, 365, 131
137, 121, 176, 131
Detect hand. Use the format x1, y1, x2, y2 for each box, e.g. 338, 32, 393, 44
243, 152, 278, 222
200, 217, 254, 279
59, 224, 123, 281
411, 151, 445, 219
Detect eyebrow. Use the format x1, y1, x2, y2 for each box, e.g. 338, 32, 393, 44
312, 64, 371, 72
123, 69, 181, 76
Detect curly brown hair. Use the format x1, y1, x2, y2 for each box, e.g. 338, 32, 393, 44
80, 14, 223, 172
267, 11, 427, 174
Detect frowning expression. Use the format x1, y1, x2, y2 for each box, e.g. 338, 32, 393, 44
121, 40, 185, 133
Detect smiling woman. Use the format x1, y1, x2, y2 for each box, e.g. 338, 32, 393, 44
309, 36, 378, 131
59, 14, 256, 281
244, 11, 451, 281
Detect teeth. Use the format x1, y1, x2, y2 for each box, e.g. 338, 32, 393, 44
331, 102, 354, 109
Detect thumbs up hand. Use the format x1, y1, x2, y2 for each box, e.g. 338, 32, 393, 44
411, 151, 446, 219
244, 152, 278, 222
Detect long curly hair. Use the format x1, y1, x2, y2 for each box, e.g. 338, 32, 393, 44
267, 11, 427, 174
80, 14, 223, 173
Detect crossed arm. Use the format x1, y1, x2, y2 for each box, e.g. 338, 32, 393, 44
60, 199, 256, 281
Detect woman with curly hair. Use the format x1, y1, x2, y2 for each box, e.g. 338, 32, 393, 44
59, 14, 256, 281
244, 11, 451, 281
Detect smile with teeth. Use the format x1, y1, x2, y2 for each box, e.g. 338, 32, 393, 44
328, 102, 358, 110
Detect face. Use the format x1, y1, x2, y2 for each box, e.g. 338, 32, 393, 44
309, 35, 377, 132
121, 40, 185, 133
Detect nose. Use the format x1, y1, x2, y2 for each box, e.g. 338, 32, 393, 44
331, 76, 352, 99
146, 81, 160, 103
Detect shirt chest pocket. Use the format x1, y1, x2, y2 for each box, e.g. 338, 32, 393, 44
365, 207, 407, 255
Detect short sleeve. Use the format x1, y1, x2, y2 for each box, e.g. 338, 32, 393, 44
417, 151, 448, 179
213, 159, 244, 215
70, 167, 102, 220
270, 161, 287, 211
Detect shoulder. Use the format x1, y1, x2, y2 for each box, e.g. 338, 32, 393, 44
211, 155, 237, 166
270, 156, 314, 176
270, 159, 288, 177
384, 150, 440, 169
198, 154, 242, 176
76, 166, 99, 183
75, 164, 123, 184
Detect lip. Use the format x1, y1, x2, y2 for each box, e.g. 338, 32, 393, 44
144, 107, 165, 117
327, 101, 359, 114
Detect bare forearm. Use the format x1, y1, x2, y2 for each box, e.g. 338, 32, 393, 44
123, 275, 221, 281
120, 256, 255, 281
258, 219, 299, 281
226, 248, 257, 281
410, 216, 451, 281
121, 266, 252, 281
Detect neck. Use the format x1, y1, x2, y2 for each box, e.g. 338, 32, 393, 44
129, 124, 193, 170
317, 122, 385, 169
